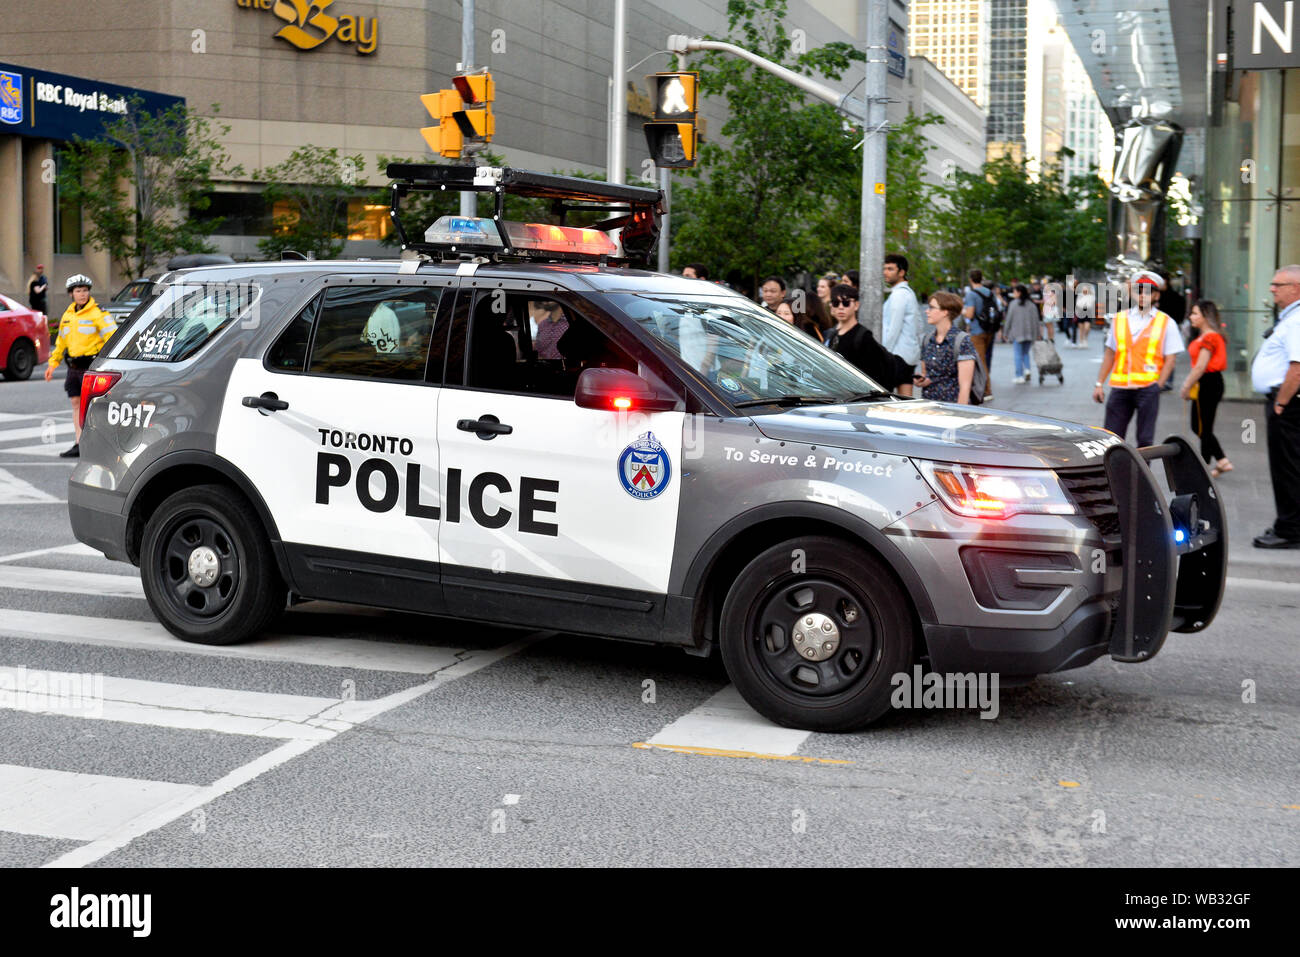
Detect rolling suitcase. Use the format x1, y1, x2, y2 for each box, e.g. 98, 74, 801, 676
1032, 339, 1064, 384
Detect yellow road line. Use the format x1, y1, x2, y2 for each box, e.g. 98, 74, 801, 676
633, 742, 852, 764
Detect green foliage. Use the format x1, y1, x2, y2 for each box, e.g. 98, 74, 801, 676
255, 146, 366, 260
56, 99, 240, 278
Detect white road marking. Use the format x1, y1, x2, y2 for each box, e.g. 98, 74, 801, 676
0, 765, 201, 842
0, 665, 351, 740
42, 631, 550, 868
0, 443, 74, 457
0, 607, 470, 675
1225, 576, 1300, 593
0, 468, 61, 505
0, 565, 142, 598
643, 685, 811, 755
0, 422, 73, 444
0, 411, 72, 424
0, 543, 100, 564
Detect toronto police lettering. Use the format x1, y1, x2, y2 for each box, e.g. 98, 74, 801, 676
313, 428, 559, 536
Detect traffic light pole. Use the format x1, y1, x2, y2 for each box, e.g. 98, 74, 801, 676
608, 0, 627, 185
665, 27, 884, 336
459, 0, 476, 217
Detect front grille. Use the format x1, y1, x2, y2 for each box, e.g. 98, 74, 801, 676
1058, 465, 1121, 541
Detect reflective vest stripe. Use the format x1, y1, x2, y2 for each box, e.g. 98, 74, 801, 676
1110, 310, 1168, 387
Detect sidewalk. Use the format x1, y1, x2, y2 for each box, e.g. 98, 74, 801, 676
979, 330, 1300, 582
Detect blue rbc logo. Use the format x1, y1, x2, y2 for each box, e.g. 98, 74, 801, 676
0, 71, 23, 126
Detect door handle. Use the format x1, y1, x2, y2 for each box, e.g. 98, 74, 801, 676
242, 393, 289, 412
457, 416, 512, 439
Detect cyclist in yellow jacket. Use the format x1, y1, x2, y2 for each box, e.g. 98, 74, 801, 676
44, 274, 116, 458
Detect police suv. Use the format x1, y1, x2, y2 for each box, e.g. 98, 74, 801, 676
67, 166, 1225, 731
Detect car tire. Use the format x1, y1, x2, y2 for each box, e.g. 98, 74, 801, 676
3, 340, 36, 381
140, 483, 285, 645
719, 535, 914, 732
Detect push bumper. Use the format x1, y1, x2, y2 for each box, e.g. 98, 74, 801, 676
1103, 434, 1227, 662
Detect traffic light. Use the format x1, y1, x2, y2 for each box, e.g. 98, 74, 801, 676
419, 72, 494, 158
451, 72, 495, 141
421, 89, 463, 158
644, 72, 698, 169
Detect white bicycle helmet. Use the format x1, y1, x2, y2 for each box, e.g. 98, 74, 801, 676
65, 273, 93, 291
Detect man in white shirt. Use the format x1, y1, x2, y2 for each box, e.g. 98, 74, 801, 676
882, 253, 921, 397
1250, 264, 1300, 548
1091, 271, 1185, 448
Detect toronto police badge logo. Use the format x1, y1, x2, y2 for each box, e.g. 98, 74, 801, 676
618, 431, 671, 500
0, 72, 23, 126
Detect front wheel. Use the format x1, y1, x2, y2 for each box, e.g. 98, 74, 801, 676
719, 536, 914, 732
140, 484, 285, 645
3, 340, 36, 381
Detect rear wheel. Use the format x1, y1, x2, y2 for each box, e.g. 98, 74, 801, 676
3, 340, 35, 381
719, 536, 914, 732
140, 484, 284, 645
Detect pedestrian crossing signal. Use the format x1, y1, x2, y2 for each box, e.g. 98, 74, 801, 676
645, 72, 698, 169
451, 72, 495, 142
420, 89, 463, 158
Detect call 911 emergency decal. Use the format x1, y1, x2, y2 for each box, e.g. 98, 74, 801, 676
618, 432, 671, 500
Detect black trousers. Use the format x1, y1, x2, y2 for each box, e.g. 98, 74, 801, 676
1104, 383, 1162, 448
1190, 371, 1225, 463
1266, 396, 1300, 540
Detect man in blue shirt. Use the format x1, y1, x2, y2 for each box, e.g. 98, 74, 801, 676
961, 269, 995, 401
1251, 264, 1300, 548
882, 254, 921, 396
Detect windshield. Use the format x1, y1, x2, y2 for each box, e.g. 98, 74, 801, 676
609, 293, 887, 406
112, 280, 153, 303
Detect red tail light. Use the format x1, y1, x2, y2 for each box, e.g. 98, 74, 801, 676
78, 371, 121, 429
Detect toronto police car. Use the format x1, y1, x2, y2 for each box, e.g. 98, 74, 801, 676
66, 165, 1226, 731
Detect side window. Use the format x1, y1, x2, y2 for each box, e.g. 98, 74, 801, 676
115, 281, 259, 362
464, 291, 636, 398
306, 285, 443, 383
267, 294, 319, 372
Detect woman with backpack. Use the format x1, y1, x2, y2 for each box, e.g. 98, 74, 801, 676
1003, 285, 1040, 383
915, 291, 980, 404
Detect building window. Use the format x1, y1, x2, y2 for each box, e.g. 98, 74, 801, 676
53, 147, 82, 255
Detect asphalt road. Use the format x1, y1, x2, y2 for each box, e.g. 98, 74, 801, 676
1, 361, 1296, 868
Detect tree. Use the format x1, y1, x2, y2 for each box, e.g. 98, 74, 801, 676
256, 146, 366, 260
56, 99, 240, 278
668, 0, 863, 292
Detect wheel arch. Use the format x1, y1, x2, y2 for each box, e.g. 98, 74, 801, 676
124, 450, 293, 587
682, 503, 936, 655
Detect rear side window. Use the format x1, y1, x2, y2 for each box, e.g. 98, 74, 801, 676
305, 285, 443, 383
116, 281, 260, 362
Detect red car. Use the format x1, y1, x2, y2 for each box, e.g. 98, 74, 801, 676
0, 293, 51, 381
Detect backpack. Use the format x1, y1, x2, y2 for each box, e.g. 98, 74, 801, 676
975, 286, 1003, 334
950, 329, 987, 405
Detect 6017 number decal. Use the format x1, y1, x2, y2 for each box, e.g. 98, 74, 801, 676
106, 401, 157, 428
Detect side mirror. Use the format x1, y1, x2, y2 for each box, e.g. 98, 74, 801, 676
574, 367, 678, 412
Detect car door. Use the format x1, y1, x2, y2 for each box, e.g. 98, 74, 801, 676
216, 277, 453, 606
436, 284, 686, 620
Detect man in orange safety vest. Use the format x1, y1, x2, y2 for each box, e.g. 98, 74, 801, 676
1091, 270, 1186, 448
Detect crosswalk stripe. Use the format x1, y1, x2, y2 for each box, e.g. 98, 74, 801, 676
0, 422, 73, 444
0, 543, 100, 564
0, 608, 467, 674
0, 764, 202, 842
0, 665, 350, 740
0, 443, 72, 458
0, 468, 61, 505
0, 411, 72, 424
0, 565, 143, 598
637, 685, 814, 758
42, 630, 551, 868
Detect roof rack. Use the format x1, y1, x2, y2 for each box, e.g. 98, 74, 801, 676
385, 164, 664, 266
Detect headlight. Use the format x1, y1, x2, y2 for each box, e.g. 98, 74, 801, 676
916, 461, 1077, 520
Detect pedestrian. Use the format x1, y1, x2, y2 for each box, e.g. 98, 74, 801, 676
1092, 270, 1185, 448
758, 275, 786, 312
43, 274, 116, 458
27, 264, 49, 314
817, 273, 838, 309
840, 269, 859, 289
824, 284, 907, 390
775, 297, 822, 341
960, 269, 997, 401
1249, 264, 1300, 548
1180, 299, 1232, 476
682, 263, 709, 280
528, 299, 569, 359
1003, 284, 1039, 384
1042, 282, 1061, 343
916, 292, 979, 404
882, 253, 922, 397
1074, 281, 1096, 348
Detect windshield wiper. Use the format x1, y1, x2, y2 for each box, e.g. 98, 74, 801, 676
841, 390, 896, 402
731, 394, 840, 409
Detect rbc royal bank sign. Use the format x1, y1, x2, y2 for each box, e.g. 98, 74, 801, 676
0, 61, 183, 142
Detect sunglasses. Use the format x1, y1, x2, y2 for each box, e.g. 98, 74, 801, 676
830, 298, 856, 306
